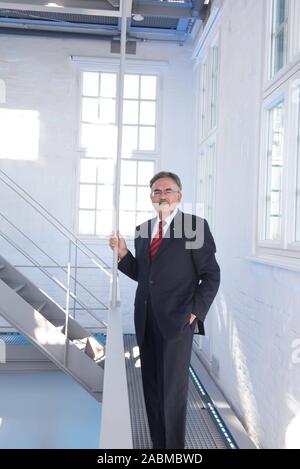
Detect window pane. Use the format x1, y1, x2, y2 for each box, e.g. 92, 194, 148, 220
81, 124, 100, 152
271, 0, 287, 76
124, 75, 139, 99
210, 46, 219, 129
137, 186, 152, 211
81, 124, 117, 158
120, 186, 136, 210
79, 185, 96, 209
138, 160, 155, 185
100, 73, 116, 98
269, 216, 281, 241
265, 101, 284, 241
97, 159, 114, 184
274, 30, 286, 74
140, 101, 156, 125
200, 61, 208, 138
198, 153, 205, 218
79, 210, 95, 235
271, 190, 280, 215
140, 76, 157, 100
120, 211, 136, 236
275, 0, 286, 26
99, 98, 116, 124
121, 159, 137, 185
97, 185, 113, 209
96, 210, 112, 236
122, 126, 138, 155
82, 72, 99, 97
123, 100, 139, 125
82, 98, 98, 123
139, 127, 155, 151
80, 159, 97, 183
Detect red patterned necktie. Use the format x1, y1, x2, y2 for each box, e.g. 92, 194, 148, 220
149, 220, 166, 262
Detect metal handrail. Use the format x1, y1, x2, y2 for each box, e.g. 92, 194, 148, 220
0, 168, 111, 275
0, 229, 107, 328
0, 211, 108, 310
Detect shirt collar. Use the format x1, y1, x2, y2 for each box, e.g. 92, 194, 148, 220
152, 206, 179, 238
161, 206, 178, 227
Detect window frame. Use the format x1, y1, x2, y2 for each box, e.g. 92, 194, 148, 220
269, 0, 289, 78
256, 70, 300, 261
264, 0, 300, 89
197, 137, 217, 232
72, 58, 167, 240
195, 32, 220, 235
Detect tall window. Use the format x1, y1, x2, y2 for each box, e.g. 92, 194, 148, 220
199, 58, 208, 139
264, 101, 284, 241
209, 46, 219, 130
258, 1, 300, 261
197, 38, 219, 231
199, 43, 219, 141
123, 74, 157, 153
78, 71, 158, 237
270, 0, 288, 77
198, 141, 216, 228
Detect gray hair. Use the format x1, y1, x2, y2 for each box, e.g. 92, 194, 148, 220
149, 171, 182, 190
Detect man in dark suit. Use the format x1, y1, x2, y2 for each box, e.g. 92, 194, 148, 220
109, 171, 220, 449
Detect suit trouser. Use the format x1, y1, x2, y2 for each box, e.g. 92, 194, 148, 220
139, 297, 196, 449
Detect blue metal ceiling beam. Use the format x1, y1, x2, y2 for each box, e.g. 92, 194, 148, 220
0, 17, 118, 31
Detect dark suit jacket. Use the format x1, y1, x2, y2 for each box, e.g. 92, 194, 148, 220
118, 209, 220, 346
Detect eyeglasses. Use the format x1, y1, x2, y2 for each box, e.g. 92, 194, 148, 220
150, 188, 181, 197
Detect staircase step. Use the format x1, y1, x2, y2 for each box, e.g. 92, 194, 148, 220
32, 301, 47, 312
73, 337, 88, 351
85, 336, 105, 364
13, 283, 26, 293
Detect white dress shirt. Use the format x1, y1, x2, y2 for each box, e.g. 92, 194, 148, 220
151, 207, 178, 241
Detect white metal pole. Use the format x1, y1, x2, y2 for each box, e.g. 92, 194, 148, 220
100, 0, 133, 449
111, 1, 127, 308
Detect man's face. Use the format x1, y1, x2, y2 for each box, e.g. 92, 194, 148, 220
150, 177, 182, 217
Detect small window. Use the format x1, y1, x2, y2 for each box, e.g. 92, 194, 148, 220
264, 100, 284, 241
270, 0, 288, 77
199, 58, 208, 140
198, 141, 216, 229
209, 46, 219, 130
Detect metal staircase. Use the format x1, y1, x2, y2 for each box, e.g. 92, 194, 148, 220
0, 168, 113, 403
0, 254, 105, 401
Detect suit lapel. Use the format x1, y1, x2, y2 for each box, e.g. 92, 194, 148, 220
141, 217, 156, 265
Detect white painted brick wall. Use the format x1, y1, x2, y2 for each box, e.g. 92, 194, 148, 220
200, 0, 300, 449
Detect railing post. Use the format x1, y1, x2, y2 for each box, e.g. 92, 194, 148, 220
64, 239, 72, 367
73, 239, 78, 319
100, 0, 133, 449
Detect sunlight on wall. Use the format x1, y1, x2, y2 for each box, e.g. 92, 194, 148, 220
0, 418, 2, 428
285, 412, 300, 448
232, 323, 260, 446
0, 109, 40, 160
285, 396, 300, 448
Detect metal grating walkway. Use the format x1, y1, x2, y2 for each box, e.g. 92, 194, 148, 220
124, 334, 237, 449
